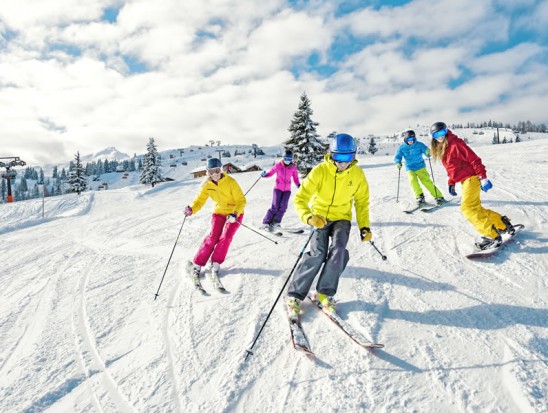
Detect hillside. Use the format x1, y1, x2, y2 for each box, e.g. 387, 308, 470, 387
0, 133, 547, 413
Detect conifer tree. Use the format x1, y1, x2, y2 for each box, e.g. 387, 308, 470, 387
67, 151, 87, 195
140, 137, 163, 186
285, 92, 325, 175
1, 178, 6, 202
19, 177, 28, 192
368, 137, 378, 155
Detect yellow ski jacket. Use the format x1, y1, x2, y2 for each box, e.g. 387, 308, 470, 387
190, 174, 246, 216
294, 154, 370, 229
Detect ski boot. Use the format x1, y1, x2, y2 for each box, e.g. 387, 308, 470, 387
500, 216, 515, 235
475, 235, 502, 251
312, 291, 337, 315
416, 194, 426, 206
287, 297, 302, 321
435, 197, 447, 206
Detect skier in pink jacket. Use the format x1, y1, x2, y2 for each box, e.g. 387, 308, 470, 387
261, 150, 301, 232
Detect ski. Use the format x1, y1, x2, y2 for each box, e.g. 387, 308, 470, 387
307, 293, 384, 349
288, 317, 315, 358
193, 278, 207, 295
210, 271, 228, 293
466, 224, 524, 260
421, 199, 451, 213
257, 226, 283, 237
187, 261, 208, 295
281, 227, 306, 234
403, 202, 428, 214
186, 261, 208, 295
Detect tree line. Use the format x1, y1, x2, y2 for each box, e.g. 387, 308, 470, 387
450, 120, 547, 133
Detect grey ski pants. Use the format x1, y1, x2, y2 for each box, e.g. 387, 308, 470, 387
288, 220, 351, 300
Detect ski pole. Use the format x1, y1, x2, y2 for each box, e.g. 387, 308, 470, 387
369, 241, 387, 261
238, 221, 279, 244
244, 228, 316, 361
154, 216, 187, 300
243, 175, 262, 196
396, 167, 401, 203
427, 157, 439, 199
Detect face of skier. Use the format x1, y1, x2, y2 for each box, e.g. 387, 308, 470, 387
207, 167, 222, 181
334, 161, 350, 171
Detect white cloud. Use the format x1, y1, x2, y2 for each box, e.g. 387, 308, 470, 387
0, 0, 547, 164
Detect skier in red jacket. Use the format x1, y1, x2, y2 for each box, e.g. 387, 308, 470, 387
430, 122, 515, 250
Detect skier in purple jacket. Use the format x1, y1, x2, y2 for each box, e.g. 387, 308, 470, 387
261, 149, 301, 232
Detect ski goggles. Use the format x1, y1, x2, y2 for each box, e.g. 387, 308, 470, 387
207, 167, 222, 175
431, 128, 448, 139
331, 152, 355, 163
404, 137, 416, 144
283, 156, 293, 162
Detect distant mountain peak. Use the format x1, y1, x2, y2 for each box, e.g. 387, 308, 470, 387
82, 147, 130, 163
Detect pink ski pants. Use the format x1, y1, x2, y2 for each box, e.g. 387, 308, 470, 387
193, 213, 243, 266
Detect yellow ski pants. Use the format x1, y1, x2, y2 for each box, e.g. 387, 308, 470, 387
461, 176, 505, 238
407, 168, 443, 199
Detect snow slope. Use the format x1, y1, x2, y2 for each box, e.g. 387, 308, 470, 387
1, 136, 547, 413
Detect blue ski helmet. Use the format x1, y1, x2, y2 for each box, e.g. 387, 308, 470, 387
330, 133, 357, 163
206, 158, 222, 170
402, 129, 416, 145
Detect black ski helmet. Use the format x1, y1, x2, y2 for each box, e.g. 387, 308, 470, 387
207, 158, 222, 170
401, 129, 416, 144
431, 122, 448, 135
284, 149, 293, 159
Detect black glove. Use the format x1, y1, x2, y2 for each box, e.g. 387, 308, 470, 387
448, 185, 457, 196
226, 212, 238, 223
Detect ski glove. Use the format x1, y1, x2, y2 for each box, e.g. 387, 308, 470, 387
226, 212, 238, 223
307, 214, 327, 229
448, 185, 457, 196
396, 163, 402, 170
480, 178, 493, 192
261, 171, 267, 177
184, 206, 193, 216
425, 148, 431, 158
360, 227, 372, 242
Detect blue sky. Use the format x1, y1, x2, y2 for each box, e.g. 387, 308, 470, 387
0, 0, 547, 164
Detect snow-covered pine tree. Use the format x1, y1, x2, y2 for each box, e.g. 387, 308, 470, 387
140, 137, 163, 186
285, 92, 325, 175
368, 136, 378, 155
67, 151, 87, 195
19, 177, 28, 192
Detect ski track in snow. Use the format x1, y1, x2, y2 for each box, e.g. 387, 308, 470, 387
1, 136, 547, 412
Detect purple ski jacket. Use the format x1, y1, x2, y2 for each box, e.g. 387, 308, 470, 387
264, 161, 300, 192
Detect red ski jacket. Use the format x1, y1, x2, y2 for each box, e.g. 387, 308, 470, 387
442, 131, 487, 185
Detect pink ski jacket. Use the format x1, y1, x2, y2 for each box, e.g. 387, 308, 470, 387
264, 161, 300, 192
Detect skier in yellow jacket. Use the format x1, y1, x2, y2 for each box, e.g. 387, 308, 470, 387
184, 158, 246, 279
286, 133, 371, 318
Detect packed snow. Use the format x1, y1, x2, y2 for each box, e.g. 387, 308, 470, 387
1, 132, 547, 413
